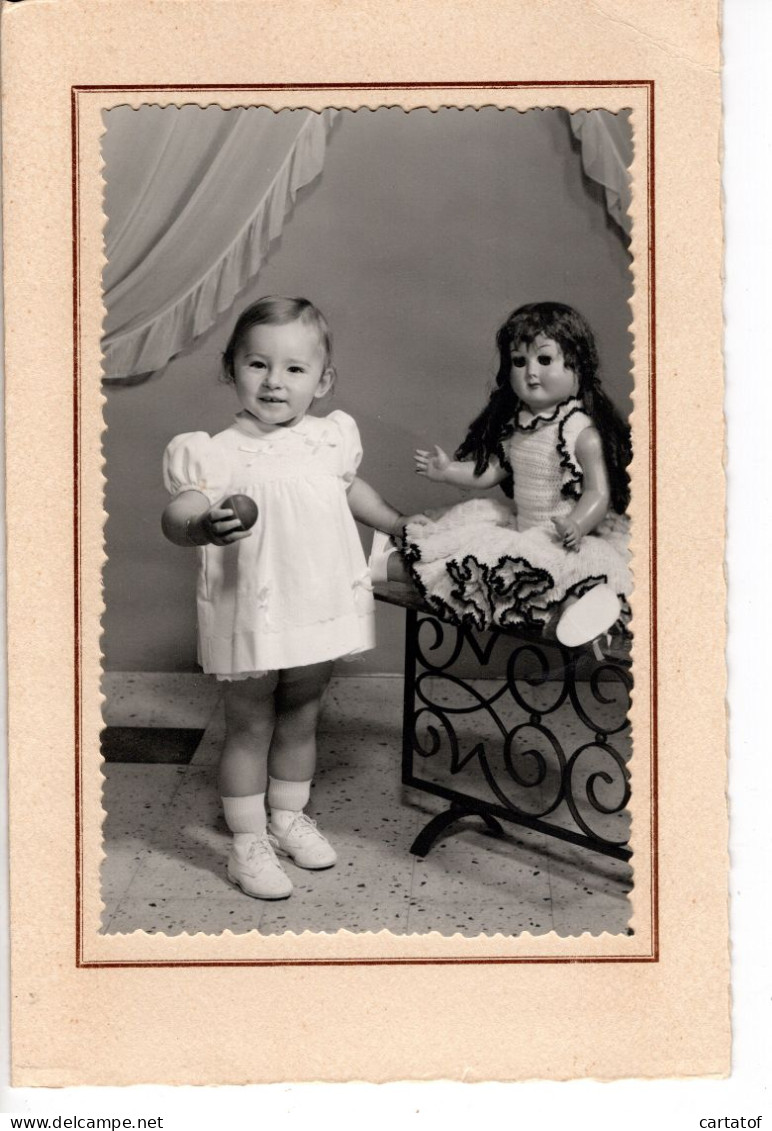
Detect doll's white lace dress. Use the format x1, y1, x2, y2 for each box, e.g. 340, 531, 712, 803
403, 397, 631, 631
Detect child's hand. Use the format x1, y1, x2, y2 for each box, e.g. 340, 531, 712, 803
202, 505, 253, 546
403, 512, 431, 527
395, 513, 431, 537
552, 516, 582, 551
415, 445, 452, 482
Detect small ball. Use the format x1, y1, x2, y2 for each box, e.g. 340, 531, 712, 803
222, 493, 259, 531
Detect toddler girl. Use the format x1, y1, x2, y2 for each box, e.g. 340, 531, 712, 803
372, 301, 632, 646
162, 296, 411, 900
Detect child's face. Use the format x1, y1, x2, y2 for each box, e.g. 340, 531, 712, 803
509, 335, 579, 412
232, 320, 333, 430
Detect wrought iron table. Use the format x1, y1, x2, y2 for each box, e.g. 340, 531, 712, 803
374, 583, 633, 862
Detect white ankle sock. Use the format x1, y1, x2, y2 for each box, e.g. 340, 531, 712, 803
222, 793, 267, 839
267, 777, 311, 813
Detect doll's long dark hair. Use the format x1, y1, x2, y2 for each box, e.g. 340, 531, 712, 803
455, 302, 631, 514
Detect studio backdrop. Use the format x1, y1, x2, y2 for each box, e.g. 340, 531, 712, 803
101, 106, 633, 673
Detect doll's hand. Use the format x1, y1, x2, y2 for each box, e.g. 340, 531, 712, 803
201, 505, 253, 546
415, 445, 452, 482
552, 516, 582, 551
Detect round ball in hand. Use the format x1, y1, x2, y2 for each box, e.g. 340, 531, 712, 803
222, 494, 259, 532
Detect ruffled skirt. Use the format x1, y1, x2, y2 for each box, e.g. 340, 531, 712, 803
402, 498, 631, 631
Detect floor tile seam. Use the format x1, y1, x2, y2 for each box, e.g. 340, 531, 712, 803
202, 689, 225, 730
531, 778, 559, 934
188, 698, 227, 765
542, 838, 559, 934
99, 898, 117, 934
124, 863, 236, 903
406, 798, 439, 932
100, 887, 134, 936
99, 771, 176, 906
103, 840, 159, 909
103, 767, 195, 902
166, 765, 199, 809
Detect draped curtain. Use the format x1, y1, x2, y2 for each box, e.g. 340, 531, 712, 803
570, 109, 633, 238
101, 106, 338, 381
101, 106, 631, 383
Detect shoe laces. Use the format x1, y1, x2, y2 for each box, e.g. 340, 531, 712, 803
284, 813, 323, 843
244, 833, 281, 866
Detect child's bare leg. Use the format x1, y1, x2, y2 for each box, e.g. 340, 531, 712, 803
267, 660, 333, 782
220, 674, 293, 899
267, 661, 337, 869
220, 674, 277, 796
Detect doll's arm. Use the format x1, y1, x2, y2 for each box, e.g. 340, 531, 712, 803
162, 489, 251, 547
552, 427, 611, 550
415, 446, 507, 490
346, 476, 414, 536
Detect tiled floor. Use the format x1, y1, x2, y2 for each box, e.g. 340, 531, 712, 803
100, 673, 633, 937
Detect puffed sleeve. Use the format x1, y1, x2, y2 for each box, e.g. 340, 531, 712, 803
327, 410, 363, 485
162, 432, 224, 502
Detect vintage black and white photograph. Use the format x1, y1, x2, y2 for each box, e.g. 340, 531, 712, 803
99, 104, 637, 937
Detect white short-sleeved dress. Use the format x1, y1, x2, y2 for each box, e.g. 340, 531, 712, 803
403, 397, 632, 632
163, 409, 376, 676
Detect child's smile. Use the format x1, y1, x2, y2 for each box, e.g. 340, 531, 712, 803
233, 320, 333, 431
510, 335, 579, 412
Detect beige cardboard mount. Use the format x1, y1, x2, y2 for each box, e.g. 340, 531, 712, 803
2, 0, 726, 1084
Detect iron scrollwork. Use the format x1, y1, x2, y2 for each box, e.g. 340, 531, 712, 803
404, 610, 632, 860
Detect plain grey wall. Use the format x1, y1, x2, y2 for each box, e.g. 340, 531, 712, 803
102, 107, 633, 673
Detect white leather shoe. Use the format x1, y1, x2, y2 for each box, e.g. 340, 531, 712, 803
555, 585, 621, 648
226, 834, 293, 899
270, 813, 337, 870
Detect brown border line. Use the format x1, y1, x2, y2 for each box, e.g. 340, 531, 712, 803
646, 79, 659, 966
73, 83, 84, 957
74, 81, 652, 91
75, 81, 657, 967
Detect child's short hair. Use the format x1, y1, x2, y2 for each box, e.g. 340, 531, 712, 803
221, 296, 334, 384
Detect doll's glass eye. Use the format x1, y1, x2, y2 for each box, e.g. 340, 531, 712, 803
537, 355, 552, 365
512, 357, 526, 368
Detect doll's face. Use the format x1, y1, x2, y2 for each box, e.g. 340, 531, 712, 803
232, 320, 333, 431
510, 335, 579, 412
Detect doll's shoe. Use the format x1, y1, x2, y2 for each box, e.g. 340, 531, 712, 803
226, 833, 293, 899
368, 530, 397, 583
270, 813, 338, 870
555, 585, 622, 649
